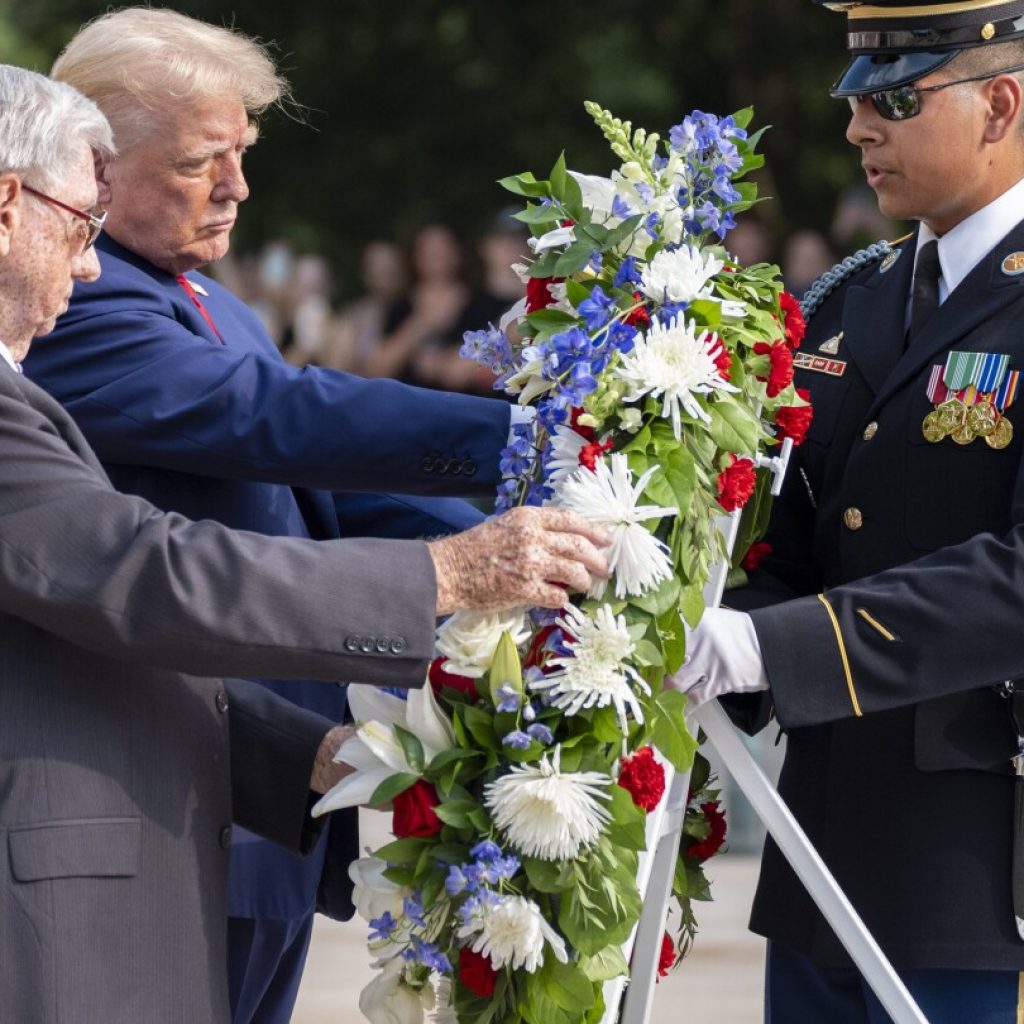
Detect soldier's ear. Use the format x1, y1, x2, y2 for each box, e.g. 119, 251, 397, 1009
983, 73, 1023, 145
0, 174, 22, 259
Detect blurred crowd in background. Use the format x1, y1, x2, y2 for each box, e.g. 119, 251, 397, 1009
211, 183, 896, 398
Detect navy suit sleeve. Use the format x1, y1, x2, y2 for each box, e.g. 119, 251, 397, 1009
333, 492, 486, 540
26, 256, 510, 497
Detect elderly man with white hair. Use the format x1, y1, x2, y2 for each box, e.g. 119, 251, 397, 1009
0, 63, 609, 1023
22, 9, 550, 1023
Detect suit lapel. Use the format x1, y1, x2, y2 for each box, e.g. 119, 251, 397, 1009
838, 235, 916, 396
867, 219, 1024, 417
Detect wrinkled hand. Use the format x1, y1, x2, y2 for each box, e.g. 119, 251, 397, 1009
665, 607, 769, 711
310, 723, 357, 795
428, 506, 611, 615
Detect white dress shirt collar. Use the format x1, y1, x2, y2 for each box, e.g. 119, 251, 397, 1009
0, 340, 20, 373
917, 175, 1024, 302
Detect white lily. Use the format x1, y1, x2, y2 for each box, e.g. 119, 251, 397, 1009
311, 683, 455, 817
528, 224, 575, 253
349, 856, 411, 924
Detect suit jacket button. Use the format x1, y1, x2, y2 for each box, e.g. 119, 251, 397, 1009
449, 458, 464, 476
360, 636, 376, 654
463, 460, 477, 477
219, 826, 232, 849
843, 507, 863, 531
344, 635, 360, 652
863, 422, 878, 441
436, 459, 451, 475
390, 637, 407, 654
215, 690, 229, 714
421, 456, 436, 473
375, 637, 390, 653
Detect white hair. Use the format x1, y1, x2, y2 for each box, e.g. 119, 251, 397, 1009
0, 64, 114, 191
52, 7, 288, 150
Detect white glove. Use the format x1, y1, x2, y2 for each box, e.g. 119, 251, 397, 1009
666, 607, 769, 711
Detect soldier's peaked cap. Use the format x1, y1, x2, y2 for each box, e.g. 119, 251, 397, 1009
817, 1, 1024, 96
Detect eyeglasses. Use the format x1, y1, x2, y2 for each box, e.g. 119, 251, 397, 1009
21, 184, 106, 252
842, 62, 1024, 122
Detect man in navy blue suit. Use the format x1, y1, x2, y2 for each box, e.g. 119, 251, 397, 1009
26, 9, 537, 1023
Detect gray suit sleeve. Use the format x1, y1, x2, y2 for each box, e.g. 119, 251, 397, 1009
0, 389, 437, 687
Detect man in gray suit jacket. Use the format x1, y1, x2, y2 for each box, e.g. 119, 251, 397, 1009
0, 66, 609, 1024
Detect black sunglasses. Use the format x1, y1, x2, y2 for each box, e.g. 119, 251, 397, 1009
838, 61, 1024, 121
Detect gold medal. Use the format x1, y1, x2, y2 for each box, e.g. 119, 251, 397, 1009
951, 421, 976, 445
967, 401, 999, 437
935, 398, 966, 433
985, 416, 1014, 450
921, 410, 946, 443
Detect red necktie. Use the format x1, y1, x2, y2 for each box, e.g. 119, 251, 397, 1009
176, 275, 223, 343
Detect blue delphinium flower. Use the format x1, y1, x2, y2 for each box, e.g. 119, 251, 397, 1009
470, 839, 503, 862
578, 284, 615, 331
607, 320, 638, 355
495, 683, 521, 714
403, 893, 427, 929
445, 864, 470, 897
502, 730, 532, 750
635, 182, 654, 207
460, 325, 513, 376
527, 722, 554, 745
368, 911, 398, 942
611, 194, 633, 219
614, 255, 641, 289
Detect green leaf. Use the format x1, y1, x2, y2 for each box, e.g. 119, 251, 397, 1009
459, 704, 499, 753
553, 241, 595, 277
367, 771, 419, 808
708, 397, 760, 454
658, 605, 686, 675
604, 783, 647, 851
514, 203, 562, 227
540, 956, 597, 1012
433, 798, 478, 828
590, 705, 625, 743
664, 445, 697, 517
498, 172, 552, 199
524, 307, 578, 330
579, 945, 629, 983
630, 573, 680, 617
680, 580, 705, 628
488, 630, 525, 705
559, 866, 642, 954
523, 856, 572, 893
604, 214, 643, 249
426, 746, 483, 774
373, 836, 429, 865
392, 724, 424, 774
631, 637, 664, 668
549, 151, 568, 199
650, 690, 697, 773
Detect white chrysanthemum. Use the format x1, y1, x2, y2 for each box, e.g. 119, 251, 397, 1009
554, 453, 677, 599
458, 894, 569, 974
639, 244, 724, 305
530, 603, 651, 730
435, 608, 530, 678
614, 315, 739, 437
484, 749, 613, 861
545, 424, 590, 491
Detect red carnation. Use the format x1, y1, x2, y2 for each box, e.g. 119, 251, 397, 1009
775, 388, 814, 446
618, 746, 667, 812
392, 780, 443, 839
625, 292, 650, 328
579, 438, 614, 472
569, 406, 597, 442
459, 947, 498, 998
753, 341, 794, 398
429, 657, 479, 701
741, 541, 772, 572
657, 932, 676, 980
688, 800, 727, 862
716, 454, 756, 513
779, 291, 806, 350
525, 275, 564, 313
711, 335, 732, 381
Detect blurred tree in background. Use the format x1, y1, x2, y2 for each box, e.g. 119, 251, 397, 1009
2, 0, 867, 295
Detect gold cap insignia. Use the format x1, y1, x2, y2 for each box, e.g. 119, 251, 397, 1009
982, 22, 996, 41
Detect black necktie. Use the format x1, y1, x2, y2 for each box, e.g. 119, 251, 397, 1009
908, 239, 942, 345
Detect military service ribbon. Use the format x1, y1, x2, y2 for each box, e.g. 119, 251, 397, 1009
922, 352, 1017, 448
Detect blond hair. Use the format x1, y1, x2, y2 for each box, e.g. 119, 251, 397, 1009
52, 7, 287, 149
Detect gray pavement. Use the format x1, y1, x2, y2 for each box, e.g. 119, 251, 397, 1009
292, 810, 766, 1023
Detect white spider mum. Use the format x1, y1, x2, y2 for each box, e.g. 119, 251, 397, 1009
484, 748, 613, 861
529, 603, 650, 731
545, 423, 590, 492
614, 315, 738, 437
457, 894, 568, 974
639, 244, 724, 304
554, 453, 677, 599
435, 608, 530, 678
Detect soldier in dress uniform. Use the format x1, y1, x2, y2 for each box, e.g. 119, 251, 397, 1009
671, 2, 1024, 1021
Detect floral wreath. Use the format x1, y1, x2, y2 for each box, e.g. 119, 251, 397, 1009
316, 103, 810, 1024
